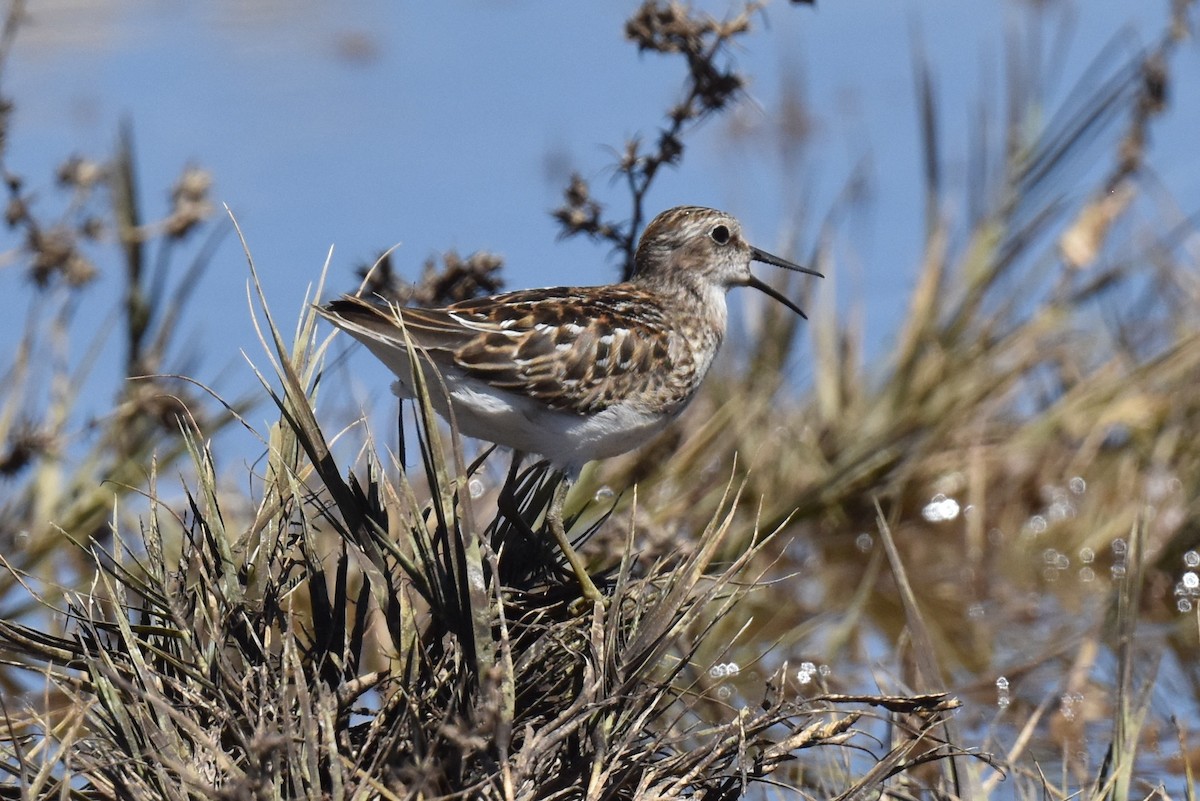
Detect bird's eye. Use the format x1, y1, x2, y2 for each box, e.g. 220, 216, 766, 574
710, 224, 731, 245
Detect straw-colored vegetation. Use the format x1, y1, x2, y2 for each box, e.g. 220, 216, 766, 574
2, 0, 1199, 798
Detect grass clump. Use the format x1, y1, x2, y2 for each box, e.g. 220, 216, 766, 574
0, 250, 964, 798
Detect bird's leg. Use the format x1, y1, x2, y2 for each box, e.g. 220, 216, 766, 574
495, 452, 602, 604
546, 475, 603, 605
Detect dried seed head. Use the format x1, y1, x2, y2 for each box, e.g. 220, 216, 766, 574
56, 156, 105, 189
165, 166, 214, 239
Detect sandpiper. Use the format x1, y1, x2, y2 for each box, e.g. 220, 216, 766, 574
320, 205, 820, 602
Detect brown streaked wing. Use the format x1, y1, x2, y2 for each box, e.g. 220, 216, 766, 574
327, 289, 694, 415
445, 286, 688, 415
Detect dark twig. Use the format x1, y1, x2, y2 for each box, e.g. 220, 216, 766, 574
554, 1, 764, 279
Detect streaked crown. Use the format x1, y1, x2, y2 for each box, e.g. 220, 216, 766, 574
632, 206, 747, 287
631, 205, 820, 317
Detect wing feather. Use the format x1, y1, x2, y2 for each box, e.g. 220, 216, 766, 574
322, 287, 702, 415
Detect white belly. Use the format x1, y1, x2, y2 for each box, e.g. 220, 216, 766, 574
393, 375, 675, 475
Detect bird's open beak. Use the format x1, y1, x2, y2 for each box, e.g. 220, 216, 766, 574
747, 247, 823, 319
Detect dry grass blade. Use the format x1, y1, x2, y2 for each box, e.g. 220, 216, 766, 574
811, 692, 961, 714
391, 308, 495, 671
1088, 518, 1159, 801
872, 499, 979, 798
621, 465, 746, 675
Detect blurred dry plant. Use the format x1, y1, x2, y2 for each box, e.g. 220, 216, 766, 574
0, 0, 239, 704
356, 248, 505, 308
